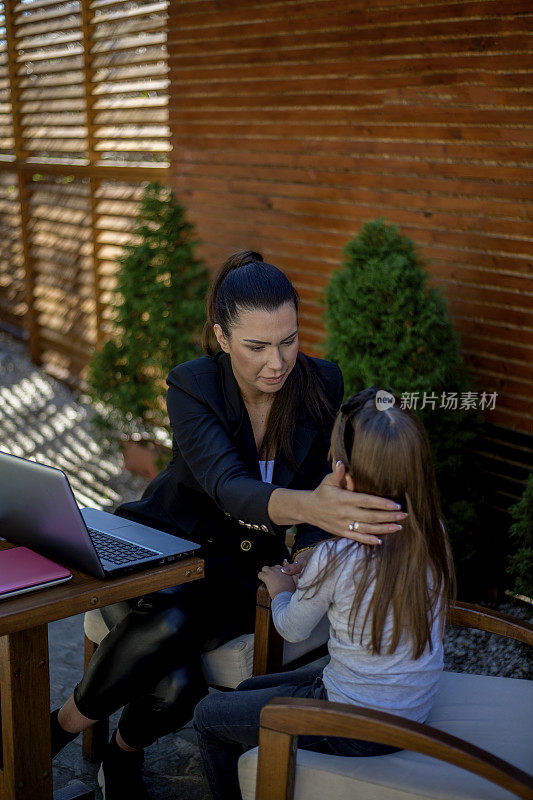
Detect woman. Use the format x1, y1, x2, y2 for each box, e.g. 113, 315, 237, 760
193, 387, 456, 800
51, 252, 405, 800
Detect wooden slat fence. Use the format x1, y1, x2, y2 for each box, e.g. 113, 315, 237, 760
167, 0, 533, 445
0, 0, 169, 379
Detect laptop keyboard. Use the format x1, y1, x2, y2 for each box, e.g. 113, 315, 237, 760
87, 528, 160, 565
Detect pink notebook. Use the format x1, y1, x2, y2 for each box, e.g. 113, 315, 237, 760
0, 546, 72, 600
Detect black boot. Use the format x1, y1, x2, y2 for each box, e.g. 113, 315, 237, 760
98, 730, 149, 800
50, 708, 79, 758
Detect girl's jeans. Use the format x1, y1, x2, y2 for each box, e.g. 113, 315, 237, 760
193, 661, 399, 800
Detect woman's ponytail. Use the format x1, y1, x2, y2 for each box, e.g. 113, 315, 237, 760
202, 250, 263, 354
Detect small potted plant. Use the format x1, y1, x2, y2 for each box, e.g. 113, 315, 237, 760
88, 181, 208, 480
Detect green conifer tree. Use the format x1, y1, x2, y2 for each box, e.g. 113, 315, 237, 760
324, 219, 484, 584
506, 473, 533, 599
88, 182, 208, 436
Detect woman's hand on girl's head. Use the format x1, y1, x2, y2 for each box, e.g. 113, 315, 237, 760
258, 565, 298, 599
308, 461, 407, 545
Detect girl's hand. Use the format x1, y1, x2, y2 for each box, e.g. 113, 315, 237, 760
258, 565, 297, 599
279, 558, 303, 589
307, 462, 407, 546
280, 548, 314, 586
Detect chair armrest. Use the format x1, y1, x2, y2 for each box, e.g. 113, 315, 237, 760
256, 582, 271, 611
253, 583, 283, 676
256, 697, 533, 800
449, 601, 533, 645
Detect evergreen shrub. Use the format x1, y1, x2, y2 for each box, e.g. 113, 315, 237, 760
88, 182, 208, 438
506, 473, 533, 599
324, 219, 484, 585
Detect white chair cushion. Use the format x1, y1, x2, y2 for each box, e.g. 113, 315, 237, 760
201, 634, 255, 689
84, 608, 114, 644
238, 671, 533, 800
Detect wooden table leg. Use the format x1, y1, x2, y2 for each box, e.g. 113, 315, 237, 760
0, 624, 53, 800
0, 626, 95, 800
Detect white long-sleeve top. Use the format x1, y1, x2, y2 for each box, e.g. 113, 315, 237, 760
271, 538, 444, 723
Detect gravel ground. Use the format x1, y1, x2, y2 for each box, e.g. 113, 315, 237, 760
444, 601, 532, 679
0, 329, 531, 798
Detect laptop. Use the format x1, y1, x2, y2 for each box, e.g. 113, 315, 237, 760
0, 451, 201, 578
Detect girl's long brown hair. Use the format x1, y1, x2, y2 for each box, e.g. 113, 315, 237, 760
306, 388, 456, 659
202, 250, 334, 468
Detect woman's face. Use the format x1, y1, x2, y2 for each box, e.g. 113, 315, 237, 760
214, 302, 299, 402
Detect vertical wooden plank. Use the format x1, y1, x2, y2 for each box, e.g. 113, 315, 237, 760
89, 177, 105, 347
80, 0, 97, 167
253, 584, 284, 676
3, 0, 25, 163
80, 0, 105, 346
3, 0, 40, 361
0, 625, 52, 800
16, 171, 40, 363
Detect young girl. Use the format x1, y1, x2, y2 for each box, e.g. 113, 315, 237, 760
193, 386, 456, 800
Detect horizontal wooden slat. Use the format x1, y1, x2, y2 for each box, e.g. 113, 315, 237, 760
169, 0, 533, 32
91, 50, 169, 70
90, 30, 166, 54
92, 1, 167, 25
15, 15, 84, 40
13, 0, 73, 12
20, 86, 86, 101
92, 79, 169, 96
13, 3, 81, 27
91, 17, 165, 41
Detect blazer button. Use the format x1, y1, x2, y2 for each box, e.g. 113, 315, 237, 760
238, 520, 245, 525
260, 524, 268, 532
224, 512, 231, 517
252, 524, 260, 530
207, 537, 215, 543
240, 540, 252, 552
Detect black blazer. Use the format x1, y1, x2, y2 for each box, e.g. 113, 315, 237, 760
116, 351, 343, 572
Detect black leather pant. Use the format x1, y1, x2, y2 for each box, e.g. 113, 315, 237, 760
74, 560, 260, 749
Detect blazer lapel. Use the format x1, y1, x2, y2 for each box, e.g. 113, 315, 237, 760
217, 351, 262, 480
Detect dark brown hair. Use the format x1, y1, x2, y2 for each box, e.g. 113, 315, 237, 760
306, 388, 456, 659
202, 250, 334, 468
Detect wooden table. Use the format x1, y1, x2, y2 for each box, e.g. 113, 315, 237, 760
0, 540, 204, 800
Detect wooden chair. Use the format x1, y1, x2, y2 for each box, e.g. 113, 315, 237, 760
239, 600, 533, 800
